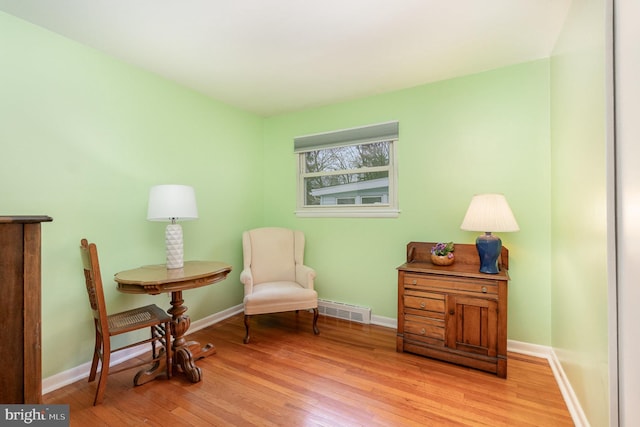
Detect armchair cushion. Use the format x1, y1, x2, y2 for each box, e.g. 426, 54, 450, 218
244, 281, 317, 315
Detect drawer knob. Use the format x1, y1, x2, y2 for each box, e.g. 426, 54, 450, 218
412, 280, 417, 285
420, 328, 426, 335
420, 302, 426, 309
482, 286, 487, 293
449, 310, 455, 315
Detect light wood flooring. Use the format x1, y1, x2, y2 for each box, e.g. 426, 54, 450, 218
44, 312, 574, 426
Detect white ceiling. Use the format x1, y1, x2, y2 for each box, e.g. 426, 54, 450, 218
0, 1, 571, 116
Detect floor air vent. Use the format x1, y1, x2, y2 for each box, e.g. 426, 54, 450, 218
318, 299, 371, 324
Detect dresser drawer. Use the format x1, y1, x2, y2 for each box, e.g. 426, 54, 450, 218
404, 314, 445, 344
404, 293, 445, 313
404, 273, 498, 295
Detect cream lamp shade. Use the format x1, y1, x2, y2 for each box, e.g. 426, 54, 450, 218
147, 185, 198, 269
460, 193, 519, 274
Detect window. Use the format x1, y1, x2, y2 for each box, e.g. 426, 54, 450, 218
337, 197, 356, 205
295, 121, 399, 218
362, 196, 383, 204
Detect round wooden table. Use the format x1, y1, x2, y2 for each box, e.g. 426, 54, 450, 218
114, 260, 232, 383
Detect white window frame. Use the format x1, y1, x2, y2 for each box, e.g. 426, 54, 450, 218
295, 121, 400, 218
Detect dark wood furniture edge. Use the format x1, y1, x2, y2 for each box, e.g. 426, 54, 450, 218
0, 215, 53, 223
0, 215, 52, 404
403, 241, 509, 275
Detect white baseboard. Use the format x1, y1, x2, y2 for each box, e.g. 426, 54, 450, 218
42, 304, 245, 395
371, 314, 397, 329
507, 339, 553, 358
344, 328, 588, 426
43, 306, 588, 427
188, 304, 244, 333
547, 347, 591, 427
42, 345, 148, 395
507, 340, 590, 427
355, 313, 587, 426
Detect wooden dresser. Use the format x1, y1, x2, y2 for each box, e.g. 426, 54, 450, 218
0, 215, 52, 403
396, 241, 509, 378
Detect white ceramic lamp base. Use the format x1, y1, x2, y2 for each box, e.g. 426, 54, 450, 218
165, 223, 184, 269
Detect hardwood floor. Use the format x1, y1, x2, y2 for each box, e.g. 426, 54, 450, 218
44, 312, 574, 426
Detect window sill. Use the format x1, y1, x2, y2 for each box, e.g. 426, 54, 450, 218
295, 207, 400, 218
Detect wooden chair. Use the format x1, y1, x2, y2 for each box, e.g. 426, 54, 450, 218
240, 227, 319, 343
80, 238, 172, 405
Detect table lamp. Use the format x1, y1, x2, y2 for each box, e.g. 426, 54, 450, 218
147, 184, 198, 269
460, 193, 519, 274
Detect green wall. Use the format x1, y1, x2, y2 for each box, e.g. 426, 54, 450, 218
0, 12, 264, 377
4, 11, 608, 421
263, 61, 552, 343
550, 0, 610, 426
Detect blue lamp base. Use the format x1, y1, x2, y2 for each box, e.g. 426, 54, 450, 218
476, 232, 502, 274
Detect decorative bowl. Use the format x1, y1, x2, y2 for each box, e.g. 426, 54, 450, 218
431, 253, 455, 266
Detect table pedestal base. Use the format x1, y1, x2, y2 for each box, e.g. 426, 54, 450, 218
169, 290, 216, 383
175, 340, 216, 382
133, 348, 169, 386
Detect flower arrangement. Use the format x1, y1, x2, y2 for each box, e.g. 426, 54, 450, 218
431, 242, 455, 259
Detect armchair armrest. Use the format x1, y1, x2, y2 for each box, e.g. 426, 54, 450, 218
240, 268, 254, 295
295, 264, 316, 290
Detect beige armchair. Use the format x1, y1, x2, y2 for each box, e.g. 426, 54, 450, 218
240, 227, 319, 343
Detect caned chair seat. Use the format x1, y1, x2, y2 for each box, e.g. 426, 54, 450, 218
107, 305, 170, 333
240, 227, 319, 343
80, 239, 172, 405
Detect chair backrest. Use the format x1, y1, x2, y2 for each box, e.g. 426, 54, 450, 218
243, 227, 305, 284
80, 239, 110, 337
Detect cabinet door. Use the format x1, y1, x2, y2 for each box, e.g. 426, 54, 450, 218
445, 295, 498, 357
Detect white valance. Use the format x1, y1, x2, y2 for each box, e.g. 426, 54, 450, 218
294, 121, 399, 153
